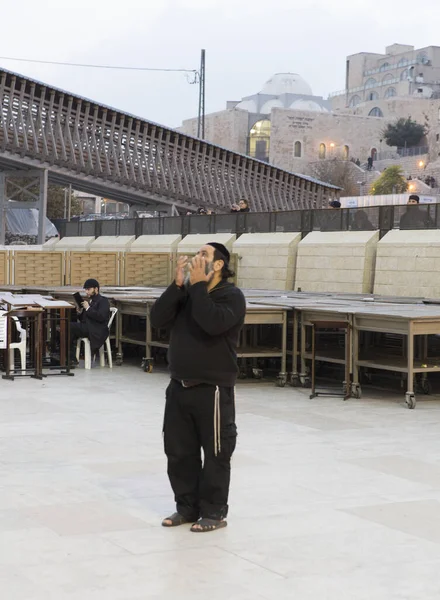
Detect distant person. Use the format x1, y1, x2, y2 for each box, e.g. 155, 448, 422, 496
351, 210, 375, 231
320, 200, 342, 231
367, 157, 373, 171
399, 195, 434, 230
355, 158, 361, 167
231, 199, 250, 213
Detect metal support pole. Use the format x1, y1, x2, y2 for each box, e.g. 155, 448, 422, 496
38, 169, 48, 245
63, 188, 68, 219
68, 184, 72, 221
197, 49, 206, 139
0, 173, 5, 245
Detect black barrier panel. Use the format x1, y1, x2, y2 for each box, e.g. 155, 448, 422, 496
79, 221, 96, 236
242, 212, 272, 233
188, 215, 212, 234
214, 213, 238, 233
348, 206, 380, 231
101, 220, 118, 236
273, 210, 303, 232
163, 217, 183, 235
64, 221, 80, 237
119, 219, 136, 236
394, 204, 436, 229
312, 208, 344, 232
141, 218, 161, 235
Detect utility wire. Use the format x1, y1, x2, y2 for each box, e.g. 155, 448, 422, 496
0, 55, 197, 74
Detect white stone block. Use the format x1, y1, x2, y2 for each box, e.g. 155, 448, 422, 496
129, 234, 182, 253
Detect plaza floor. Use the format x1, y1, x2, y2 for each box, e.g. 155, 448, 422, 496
2, 365, 440, 599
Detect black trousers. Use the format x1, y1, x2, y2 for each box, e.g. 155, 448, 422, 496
163, 379, 237, 521
70, 322, 90, 357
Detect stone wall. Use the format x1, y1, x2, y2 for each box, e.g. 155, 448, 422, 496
295, 231, 379, 294
233, 232, 301, 290
269, 108, 386, 172
179, 109, 249, 154
374, 229, 440, 297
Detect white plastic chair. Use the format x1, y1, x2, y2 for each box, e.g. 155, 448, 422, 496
9, 316, 27, 374
76, 307, 118, 370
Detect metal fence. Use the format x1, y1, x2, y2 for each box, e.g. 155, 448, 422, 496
57, 204, 440, 239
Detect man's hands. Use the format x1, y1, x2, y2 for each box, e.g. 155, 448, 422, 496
175, 255, 188, 288
189, 256, 213, 285
81, 300, 89, 310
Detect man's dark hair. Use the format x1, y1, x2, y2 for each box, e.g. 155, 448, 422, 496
212, 247, 235, 279
240, 198, 249, 207
409, 194, 420, 203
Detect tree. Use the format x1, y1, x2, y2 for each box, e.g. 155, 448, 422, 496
45, 186, 82, 220
382, 117, 426, 148
370, 166, 408, 195
309, 160, 358, 197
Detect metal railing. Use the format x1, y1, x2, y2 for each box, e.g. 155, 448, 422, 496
56, 203, 440, 239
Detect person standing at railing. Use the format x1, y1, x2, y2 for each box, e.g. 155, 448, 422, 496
230, 199, 250, 213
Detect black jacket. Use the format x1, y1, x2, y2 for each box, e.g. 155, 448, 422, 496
79, 293, 111, 350
150, 280, 246, 387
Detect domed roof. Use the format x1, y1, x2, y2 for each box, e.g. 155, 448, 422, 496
261, 73, 313, 96
289, 99, 328, 112
235, 99, 258, 112
260, 99, 284, 115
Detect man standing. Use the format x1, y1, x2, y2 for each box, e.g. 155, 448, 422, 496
150, 243, 246, 533
70, 279, 111, 365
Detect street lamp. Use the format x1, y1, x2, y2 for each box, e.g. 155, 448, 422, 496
419, 160, 425, 168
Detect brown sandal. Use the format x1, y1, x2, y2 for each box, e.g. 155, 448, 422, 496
161, 512, 191, 527
190, 518, 227, 533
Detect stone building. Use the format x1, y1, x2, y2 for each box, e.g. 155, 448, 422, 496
179, 47, 440, 185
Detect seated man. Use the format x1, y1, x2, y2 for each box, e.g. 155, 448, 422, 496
70, 279, 111, 365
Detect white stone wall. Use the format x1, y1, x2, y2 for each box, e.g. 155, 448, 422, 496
374, 229, 440, 297
232, 232, 302, 290
295, 231, 379, 294
269, 108, 386, 171
177, 234, 236, 254
129, 235, 182, 253
179, 109, 249, 155
90, 236, 135, 252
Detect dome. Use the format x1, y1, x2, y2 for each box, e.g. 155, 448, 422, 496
235, 99, 258, 112
260, 99, 284, 115
261, 73, 313, 96
289, 99, 328, 112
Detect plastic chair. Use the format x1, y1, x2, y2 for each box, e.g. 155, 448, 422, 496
9, 316, 27, 374
76, 307, 118, 370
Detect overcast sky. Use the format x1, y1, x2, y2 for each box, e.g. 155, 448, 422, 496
1, 0, 440, 129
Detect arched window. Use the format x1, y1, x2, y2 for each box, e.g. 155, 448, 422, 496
400, 69, 408, 81
349, 95, 362, 107
382, 73, 394, 83
371, 148, 377, 160
365, 78, 377, 89
379, 62, 390, 71
248, 119, 271, 162
319, 143, 326, 159
369, 107, 384, 117
417, 51, 429, 64
398, 58, 409, 67
343, 145, 349, 160
367, 91, 379, 101
294, 141, 302, 158
384, 87, 397, 98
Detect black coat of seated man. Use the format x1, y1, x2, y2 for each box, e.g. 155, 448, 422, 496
70, 278, 111, 363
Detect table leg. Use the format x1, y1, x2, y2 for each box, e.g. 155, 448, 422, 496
405, 324, 416, 409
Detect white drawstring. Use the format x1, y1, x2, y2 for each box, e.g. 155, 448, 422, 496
214, 386, 221, 456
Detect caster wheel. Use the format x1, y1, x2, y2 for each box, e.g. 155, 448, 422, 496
142, 359, 153, 373
300, 376, 311, 388
289, 374, 300, 387
276, 374, 287, 387
238, 371, 247, 380
351, 384, 362, 399
422, 379, 432, 395
115, 354, 123, 366
405, 393, 416, 409
252, 368, 263, 380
